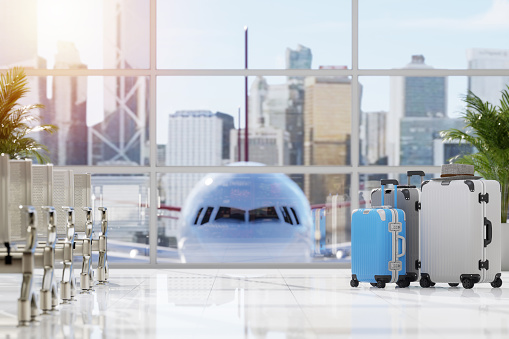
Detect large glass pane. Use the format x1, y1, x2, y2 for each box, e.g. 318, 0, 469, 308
22, 76, 149, 165
157, 0, 351, 69
359, 0, 509, 69
157, 76, 352, 166
91, 174, 150, 263
0, 0, 149, 69
358, 76, 488, 168
157, 172, 351, 263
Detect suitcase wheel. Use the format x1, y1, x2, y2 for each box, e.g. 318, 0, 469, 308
376, 280, 386, 289
491, 277, 503, 288
462, 278, 474, 289
370, 283, 377, 287
419, 276, 432, 288
350, 279, 359, 288
448, 283, 459, 287
397, 279, 410, 288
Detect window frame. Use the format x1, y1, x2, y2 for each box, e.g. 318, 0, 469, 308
11, 0, 509, 268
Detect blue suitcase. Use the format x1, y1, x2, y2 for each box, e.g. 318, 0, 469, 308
311, 208, 327, 255
350, 179, 407, 288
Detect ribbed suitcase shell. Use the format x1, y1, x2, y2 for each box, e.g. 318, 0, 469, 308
32, 164, 53, 238
9, 160, 32, 241
421, 179, 501, 284
351, 208, 406, 283
74, 174, 92, 233
371, 187, 420, 282
53, 169, 74, 236
0, 154, 10, 244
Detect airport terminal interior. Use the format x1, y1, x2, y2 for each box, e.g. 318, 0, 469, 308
2, 0, 509, 337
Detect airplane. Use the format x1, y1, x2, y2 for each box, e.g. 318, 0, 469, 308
177, 162, 314, 263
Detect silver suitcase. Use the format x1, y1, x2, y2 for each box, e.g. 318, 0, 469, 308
420, 178, 502, 289
371, 171, 424, 285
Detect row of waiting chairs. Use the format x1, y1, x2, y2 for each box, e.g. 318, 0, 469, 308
0, 153, 109, 326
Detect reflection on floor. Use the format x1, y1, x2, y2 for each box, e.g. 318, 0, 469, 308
0, 269, 508, 338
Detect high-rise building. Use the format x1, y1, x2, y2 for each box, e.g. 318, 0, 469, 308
0, 0, 49, 142
90, 0, 150, 165
303, 75, 353, 204
245, 76, 291, 165
389, 55, 447, 166
167, 110, 233, 166
43, 41, 88, 165
467, 48, 509, 105
230, 127, 290, 166
400, 117, 464, 166
360, 111, 387, 166
164, 110, 234, 237
286, 44, 312, 70
285, 45, 311, 167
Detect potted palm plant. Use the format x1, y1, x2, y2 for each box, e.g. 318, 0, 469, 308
0, 66, 56, 163
441, 86, 509, 268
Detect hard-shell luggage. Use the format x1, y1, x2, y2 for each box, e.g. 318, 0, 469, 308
371, 171, 425, 284
351, 179, 407, 288
420, 178, 502, 289
312, 208, 326, 256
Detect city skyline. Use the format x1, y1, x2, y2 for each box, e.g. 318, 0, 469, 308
15, 0, 507, 144
2, 0, 509, 161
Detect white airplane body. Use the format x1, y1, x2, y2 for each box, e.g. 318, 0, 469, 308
177, 164, 313, 263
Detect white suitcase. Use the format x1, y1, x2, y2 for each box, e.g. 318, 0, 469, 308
420, 178, 502, 289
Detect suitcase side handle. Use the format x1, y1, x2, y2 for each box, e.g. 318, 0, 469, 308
484, 217, 492, 247
406, 171, 425, 186
397, 235, 406, 258
380, 179, 399, 208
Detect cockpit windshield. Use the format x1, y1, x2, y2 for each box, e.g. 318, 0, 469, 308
196, 206, 299, 225
215, 207, 246, 222
248, 206, 279, 222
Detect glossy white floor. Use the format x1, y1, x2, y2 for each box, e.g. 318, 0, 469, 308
0, 269, 508, 338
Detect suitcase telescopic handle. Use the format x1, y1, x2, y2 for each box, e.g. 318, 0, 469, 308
484, 217, 492, 247
380, 179, 399, 208
406, 171, 425, 186
397, 235, 406, 258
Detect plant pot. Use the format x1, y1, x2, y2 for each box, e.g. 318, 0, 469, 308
502, 223, 509, 271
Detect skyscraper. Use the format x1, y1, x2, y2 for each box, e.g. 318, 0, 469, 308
43, 41, 88, 165
90, 0, 150, 165
389, 55, 447, 166
303, 75, 353, 204
164, 110, 234, 237
286, 44, 312, 70
243, 76, 291, 165
230, 127, 290, 166
360, 111, 387, 166
0, 0, 53, 164
167, 110, 233, 166
467, 48, 509, 105
286, 45, 312, 166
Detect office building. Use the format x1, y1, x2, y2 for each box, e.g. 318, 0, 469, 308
43, 42, 88, 165
388, 55, 447, 165
303, 75, 353, 204
89, 0, 149, 165
467, 48, 509, 105
230, 126, 290, 165
400, 117, 464, 166
360, 111, 387, 165
164, 110, 234, 236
